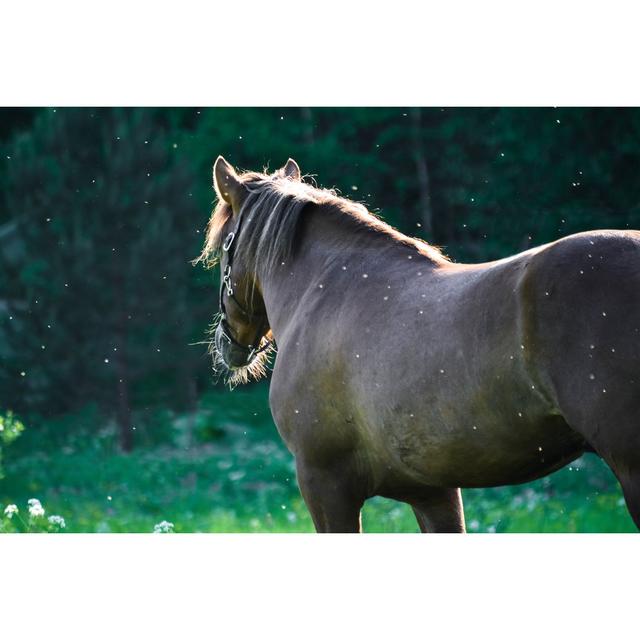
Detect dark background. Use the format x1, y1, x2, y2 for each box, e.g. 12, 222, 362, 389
1, 108, 638, 532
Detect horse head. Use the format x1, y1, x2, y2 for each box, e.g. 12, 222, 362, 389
210, 155, 301, 381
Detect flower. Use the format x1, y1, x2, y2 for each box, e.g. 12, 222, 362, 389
153, 520, 174, 534
3, 504, 18, 519
28, 498, 45, 518
48, 515, 66, 529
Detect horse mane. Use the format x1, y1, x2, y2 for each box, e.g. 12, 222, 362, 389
196, 166, 448, 275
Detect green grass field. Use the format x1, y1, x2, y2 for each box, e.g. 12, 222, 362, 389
1, 384, 636, 533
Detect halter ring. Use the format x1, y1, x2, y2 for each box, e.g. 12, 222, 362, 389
223, 232, 235, 252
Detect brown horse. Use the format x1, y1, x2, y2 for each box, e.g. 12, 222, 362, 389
199, 155, 640, 533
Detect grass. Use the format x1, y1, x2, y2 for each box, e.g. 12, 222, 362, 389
0, 383, 636, 533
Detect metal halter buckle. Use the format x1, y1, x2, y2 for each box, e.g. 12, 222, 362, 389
222, 265, 233, 296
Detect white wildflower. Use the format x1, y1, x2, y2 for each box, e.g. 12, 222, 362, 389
28, 498, 45, 518
48, 515, 66, 529
153, 520, 174, 534
4, 504, 18, 519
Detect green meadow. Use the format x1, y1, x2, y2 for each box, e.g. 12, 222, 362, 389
1, 383, 635, 533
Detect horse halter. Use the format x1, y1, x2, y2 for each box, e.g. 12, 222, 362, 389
218, 209, 272, 365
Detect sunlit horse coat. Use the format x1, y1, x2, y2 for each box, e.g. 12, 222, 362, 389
202, 156, 640, 532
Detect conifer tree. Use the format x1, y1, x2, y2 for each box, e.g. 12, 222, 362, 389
0, 108, 203, 450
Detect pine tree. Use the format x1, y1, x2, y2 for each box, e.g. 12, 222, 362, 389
0, 108, 203, 450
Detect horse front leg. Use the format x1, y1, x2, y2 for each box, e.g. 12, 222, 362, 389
296, 459, 365, 533
410, 488, 466, 533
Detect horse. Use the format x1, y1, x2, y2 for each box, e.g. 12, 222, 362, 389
198, 155, 640, 533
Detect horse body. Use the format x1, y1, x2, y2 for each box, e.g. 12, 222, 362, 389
267, 211, 587, 495
206, 156, 640, 532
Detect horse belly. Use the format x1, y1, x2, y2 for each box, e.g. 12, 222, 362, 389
363, 370, 586, 490
372, 411, 584, 490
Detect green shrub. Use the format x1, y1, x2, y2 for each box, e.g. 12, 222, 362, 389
0, 412, 24, 479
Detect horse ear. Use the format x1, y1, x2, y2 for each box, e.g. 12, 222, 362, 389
283, 158, 301, 181
213, 156, 246, 212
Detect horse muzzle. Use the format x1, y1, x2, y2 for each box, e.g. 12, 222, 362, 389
215, 324, 257, 370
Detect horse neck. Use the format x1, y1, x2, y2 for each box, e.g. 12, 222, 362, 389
256, 204, 441, 340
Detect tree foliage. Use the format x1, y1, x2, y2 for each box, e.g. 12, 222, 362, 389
0, 108, 204, 449
0, 411, 24, 478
